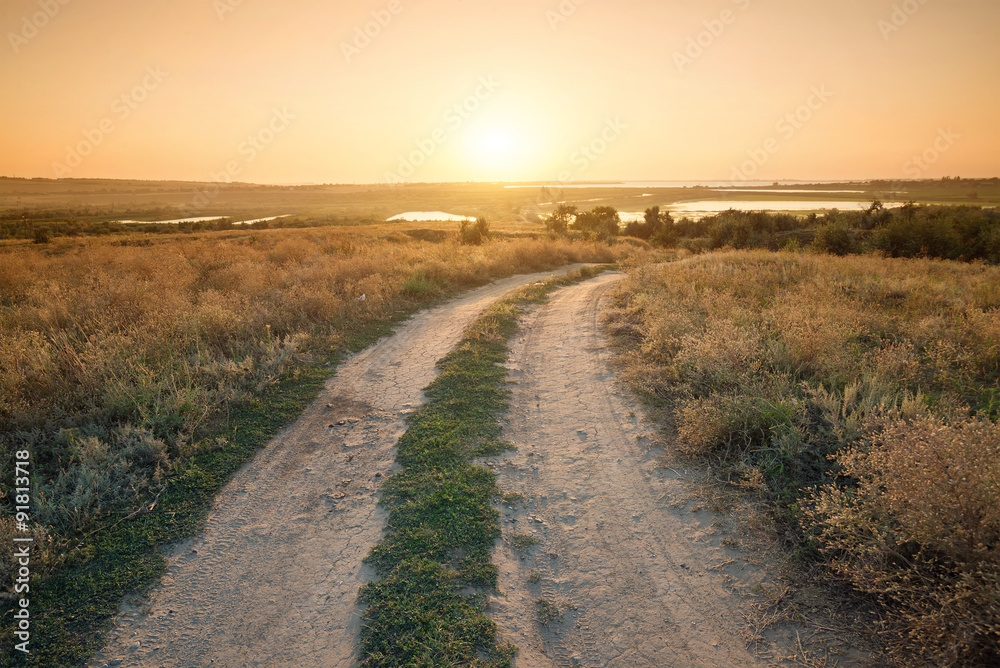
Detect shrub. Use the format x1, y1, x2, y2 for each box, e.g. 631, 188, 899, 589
459, 217, 491, 245
572, 206, 620, 239
812, 222, 854, 255
544, 204, 576, 235
806, 415, 1000, 666
607, 251, 1000, 664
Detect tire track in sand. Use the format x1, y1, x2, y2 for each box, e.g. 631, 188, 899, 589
88, 266, 587, 668
486, 272, 769, 668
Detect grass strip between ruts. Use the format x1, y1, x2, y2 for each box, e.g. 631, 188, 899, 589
358, 264, 608, 668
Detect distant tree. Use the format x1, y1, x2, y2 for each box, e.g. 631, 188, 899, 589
650, 211, 678, 247
624, 206, 677, 246
545, 204, 577, 235
572, 206, 620, 239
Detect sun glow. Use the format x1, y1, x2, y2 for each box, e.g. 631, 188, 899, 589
460, 120, 535, 177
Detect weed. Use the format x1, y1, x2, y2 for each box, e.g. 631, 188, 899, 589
535, 598, 562, 625
505, 533, 539, 550
0, 226, 635, 666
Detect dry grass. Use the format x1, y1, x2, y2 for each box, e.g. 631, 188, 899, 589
0, 226, 641, 581
807, 415, 1000, 666
607, 250, 1000, 666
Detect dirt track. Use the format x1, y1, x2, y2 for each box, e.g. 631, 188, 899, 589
92, 268, 864, 668
89, 267, 584, 668
485, 272, 769, 667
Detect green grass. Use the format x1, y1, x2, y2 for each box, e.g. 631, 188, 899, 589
504, 533, 539, 550
358, 265, 607, 668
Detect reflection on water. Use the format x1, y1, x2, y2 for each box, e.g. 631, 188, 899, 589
235, 215, 290, 225
612, 200, 898, 223
115, 216, 223, 224
387, 211, 474, 222
503, 180, 815, 189
718, 189, 865, 194
113, 214, 290, 225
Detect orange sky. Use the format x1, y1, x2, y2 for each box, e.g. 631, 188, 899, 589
1, 0, 997, 184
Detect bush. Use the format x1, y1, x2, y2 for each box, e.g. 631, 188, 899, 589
572, 206, 620, 239
812, 222, 854, 255
607, 251, 1000, 664
806, 415, 1000, 667
544, 204, 576, 235
459, 217, 491, 245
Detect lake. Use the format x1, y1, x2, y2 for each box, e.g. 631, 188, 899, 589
617, 199, 900, 222
113, 214, 290, 225
387, 212, 475, 222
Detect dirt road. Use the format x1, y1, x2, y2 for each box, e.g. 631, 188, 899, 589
485, 272, 771, 667
89, 267, 585, 668
92, 268, 862, 668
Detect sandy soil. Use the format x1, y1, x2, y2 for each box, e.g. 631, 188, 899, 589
483, 272, 874, 667
88, 267, 585, 668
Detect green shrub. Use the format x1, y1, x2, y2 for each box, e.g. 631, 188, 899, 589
812, 222, 854, 255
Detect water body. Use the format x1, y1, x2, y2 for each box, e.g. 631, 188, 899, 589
235, 215, 291, 225
115, 216, 225, 224
387, 211, 475, 222
113, 215, 290, 225
719, 188, 866, 194
614, 200, 901, 222
504, 181, 805, 189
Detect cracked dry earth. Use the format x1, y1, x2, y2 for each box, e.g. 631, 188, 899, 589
92, 268, 868, 668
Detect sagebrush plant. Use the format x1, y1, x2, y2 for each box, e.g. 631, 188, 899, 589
807, 414, 1000, 666
606, 250, 1000, 665
0, 230, 627, 528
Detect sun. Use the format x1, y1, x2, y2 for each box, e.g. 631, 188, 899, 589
460, 120, 534, 177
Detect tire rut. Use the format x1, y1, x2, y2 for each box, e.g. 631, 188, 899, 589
88, 267, 587, 668
487, 272, 768, 668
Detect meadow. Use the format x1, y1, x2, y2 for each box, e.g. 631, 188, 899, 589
4, 179, 1000, 665
607, 251, 1000, 666
0, 222, 645, 665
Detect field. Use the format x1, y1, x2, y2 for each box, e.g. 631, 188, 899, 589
3, 178, 1000, 667
0, 219, 649, 665
607, 251, 1000, 666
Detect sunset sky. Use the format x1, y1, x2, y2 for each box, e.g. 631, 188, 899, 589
1, 0, 997, 185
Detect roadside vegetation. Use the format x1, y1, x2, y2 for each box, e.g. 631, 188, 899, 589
0, 224, 640, 666
606, 251, 1000, 666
